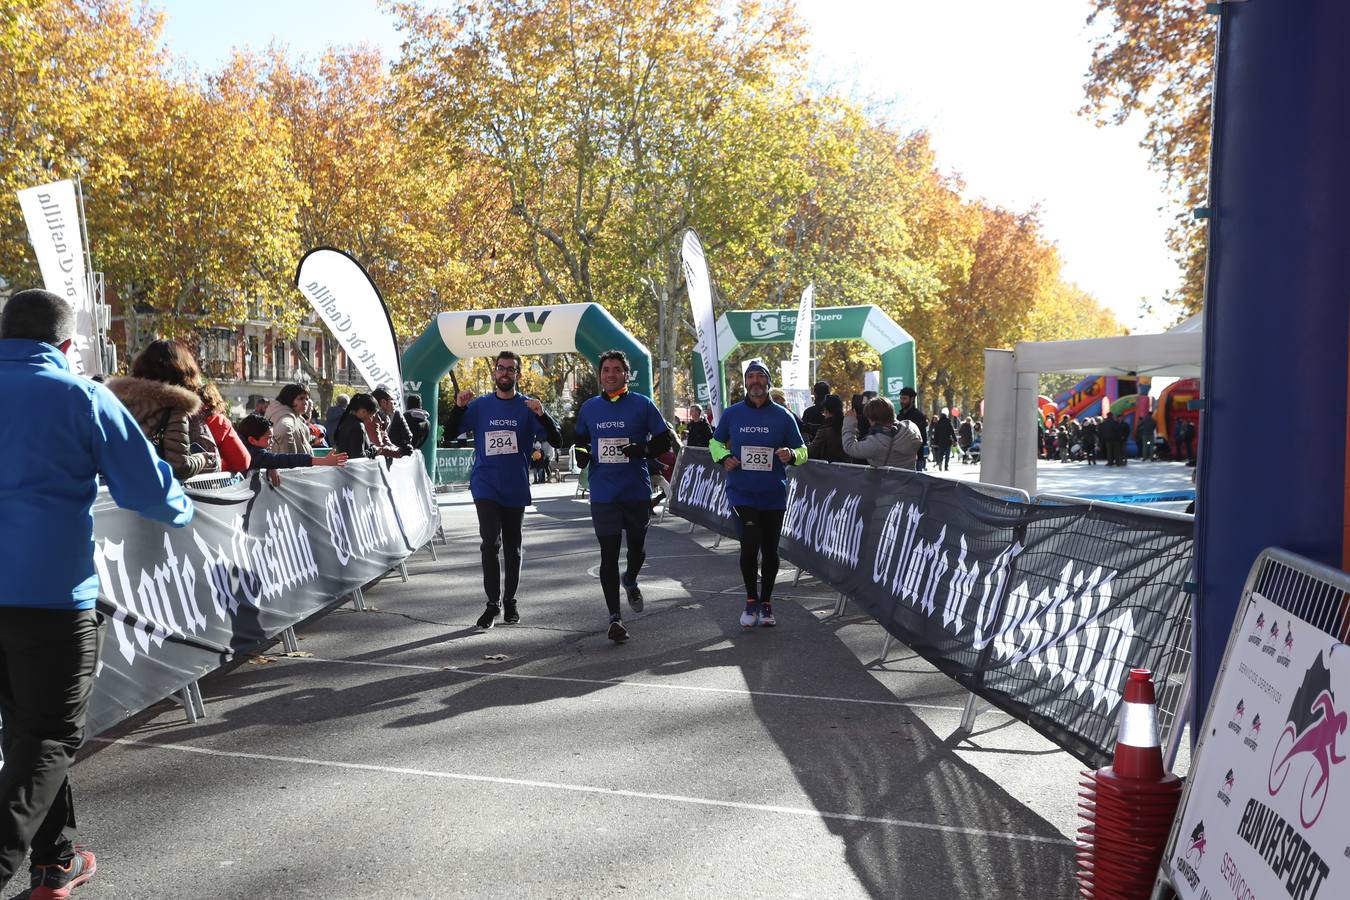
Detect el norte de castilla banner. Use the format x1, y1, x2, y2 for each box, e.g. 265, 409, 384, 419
668, 448, 1194, 768
84, 457, 437, 737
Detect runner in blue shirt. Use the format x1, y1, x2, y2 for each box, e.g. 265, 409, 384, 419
709, 360, 807, 628
573, 350, 672, 642
443, 350, 561, 630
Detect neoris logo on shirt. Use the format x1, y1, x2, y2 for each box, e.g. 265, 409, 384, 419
488, 419, 517, 426
595, 421, 625, 429
741, 426, 771, 434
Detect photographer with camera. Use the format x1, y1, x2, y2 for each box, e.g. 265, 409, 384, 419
843, 396, 922, 470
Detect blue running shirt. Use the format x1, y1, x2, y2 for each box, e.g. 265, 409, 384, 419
455, 394, 550, 507
574, 392, 668, 503
713, 400, 805, 510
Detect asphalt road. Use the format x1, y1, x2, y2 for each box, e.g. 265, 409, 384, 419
8, 481, 1087, 899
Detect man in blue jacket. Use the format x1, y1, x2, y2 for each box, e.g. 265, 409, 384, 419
0, 290, 194, 899
443, 350, 561, 630
573, 350, 672, 642
710, 360, 806, 629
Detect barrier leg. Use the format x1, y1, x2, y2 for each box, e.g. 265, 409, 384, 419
686, 521, 695, 535
957, 694, 983, 734
1162, 665, 1194, 773
832, 592, 848, 616
349, 587, 367, 611
793, 566, 804, 587
712, 534, 722, 550
880, 632, 894, 660
435, 525, 447, 546
398, 562, 409, 583
189, 681, 206, 719
426, 540, 439, 561
177, 684, 200, 725
280, 627, 299, 653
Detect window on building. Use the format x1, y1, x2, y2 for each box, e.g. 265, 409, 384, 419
199, 328, 235, 380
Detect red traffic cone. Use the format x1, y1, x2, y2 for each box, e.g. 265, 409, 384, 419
1076, 669, 1183, 900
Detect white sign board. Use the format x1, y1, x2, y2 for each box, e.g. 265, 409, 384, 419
682, 230, 722, 422
296, 248, 403, 405
16, 179, 99, 375
434, 303, 588, 359
1163, 591, 1348, 900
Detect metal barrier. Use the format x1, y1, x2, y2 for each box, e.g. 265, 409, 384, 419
676, 455, 1198, 762
182, 471, 246, 491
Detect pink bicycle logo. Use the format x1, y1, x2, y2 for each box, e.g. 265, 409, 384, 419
1268, 653, 1348, 829
1184, 822, 1206, 864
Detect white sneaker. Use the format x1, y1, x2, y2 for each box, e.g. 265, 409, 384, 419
740, 601, 760, 628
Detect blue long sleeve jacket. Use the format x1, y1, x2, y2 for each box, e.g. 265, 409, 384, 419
0, 340, 193, 610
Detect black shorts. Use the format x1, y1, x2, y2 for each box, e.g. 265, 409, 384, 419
590, 500, 651, 537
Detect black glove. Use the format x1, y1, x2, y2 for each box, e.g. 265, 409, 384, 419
622, 442, 648, 460
574, 447, 592, 468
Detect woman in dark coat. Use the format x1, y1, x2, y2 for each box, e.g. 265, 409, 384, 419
334, 393, 379, 460
807, 395, 852, 463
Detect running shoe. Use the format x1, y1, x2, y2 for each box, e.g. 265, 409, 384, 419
758, 602, 776, 627
622, 575, 644, 612
502, 600, 520, 624
607, 615, 629, 643
476, 603, 500, 630
30, 848, 96, 899
740, 600, 760, 628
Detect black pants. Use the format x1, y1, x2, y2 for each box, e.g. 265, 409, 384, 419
933, 445, 951, 470
734, 506, 785, 604
0, 608, 102, 890
474, 500, 525, 605
592, 502, 650, 617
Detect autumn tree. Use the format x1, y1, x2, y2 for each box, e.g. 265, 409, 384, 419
0, 0, 167, 293
100, 52, 305, 338
263, 44, 528, 408
391, 0, 810, 415
1082, 0, 1216, 314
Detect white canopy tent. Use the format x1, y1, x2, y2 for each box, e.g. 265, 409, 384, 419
980, 317, 1203, 493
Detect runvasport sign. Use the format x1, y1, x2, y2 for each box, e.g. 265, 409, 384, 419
1164, 591, 1348, 900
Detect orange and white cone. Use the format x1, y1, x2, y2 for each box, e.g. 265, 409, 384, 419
1076, 668, 1183, 900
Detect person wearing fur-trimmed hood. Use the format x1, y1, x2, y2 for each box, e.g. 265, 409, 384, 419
106, 340, 218, 479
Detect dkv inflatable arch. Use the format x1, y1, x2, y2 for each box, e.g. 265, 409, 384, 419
401, 303, 653, 473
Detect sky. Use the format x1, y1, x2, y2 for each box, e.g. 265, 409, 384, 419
154, 0, 1181, 334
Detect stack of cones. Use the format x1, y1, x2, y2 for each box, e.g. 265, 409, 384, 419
1076, 668, 1183, 899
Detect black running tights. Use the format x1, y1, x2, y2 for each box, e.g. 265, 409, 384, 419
598, 530, 647, 617
475, 500, 524, 604
734, 506, 785, 604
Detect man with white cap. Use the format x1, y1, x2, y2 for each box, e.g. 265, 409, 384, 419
708, 360, 807, 628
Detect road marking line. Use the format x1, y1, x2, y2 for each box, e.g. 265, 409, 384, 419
285, 654, 985, 713
92, 737, 1070, 846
